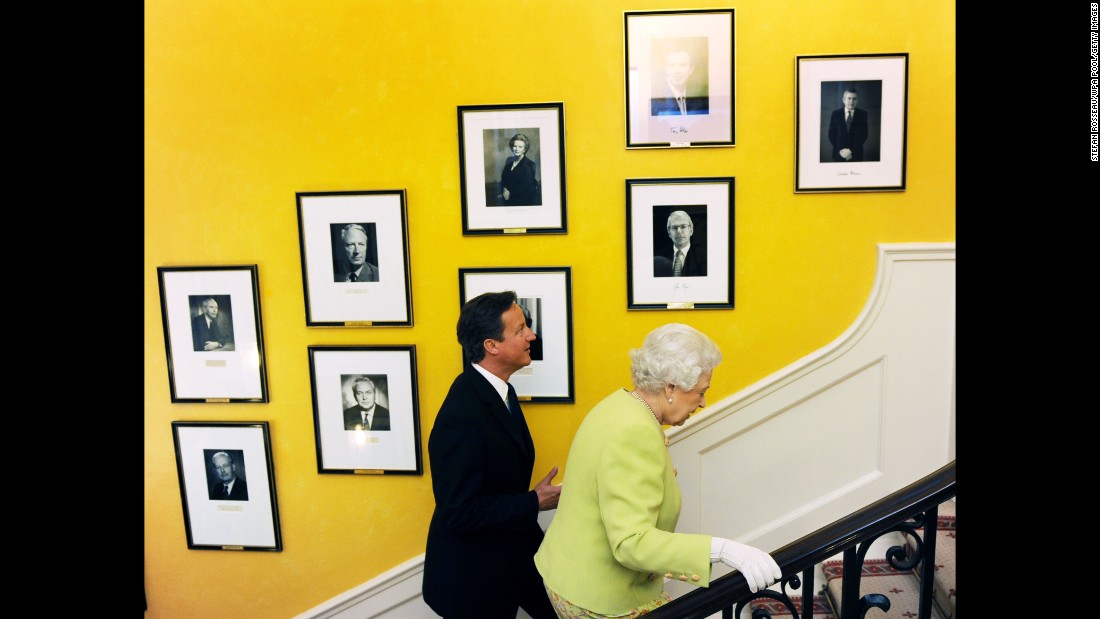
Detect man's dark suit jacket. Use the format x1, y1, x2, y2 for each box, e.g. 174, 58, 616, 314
342, 404, 391, 431
209, 477, 248, 501
827, 107, 869, 161
654, 244, 707, 277
335, 261, 379, 283
192, 314, 228, 351
650, 84, 709, 116
423, 364, 551, 618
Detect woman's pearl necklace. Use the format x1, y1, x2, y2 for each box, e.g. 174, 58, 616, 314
631, 390, 671, 445
630, 390, 661, 424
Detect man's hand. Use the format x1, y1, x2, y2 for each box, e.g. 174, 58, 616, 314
839, 148, 852, 161
203, 341, 222, 351
502, 188, 511, 201
534, 466, 561, 511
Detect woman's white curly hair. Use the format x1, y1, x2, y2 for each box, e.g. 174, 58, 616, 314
629, 323, 722, 392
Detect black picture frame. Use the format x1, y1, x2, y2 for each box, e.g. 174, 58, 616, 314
626, 177, 735, 310
171, 421, 283, 551
795, 53, 909, 192
157, 265, 269, 403
458, 267, 575, 403
625, 8, 736, 148
307, 345, 424, 475
296, 190, 414, 326
457, 102, 567, 235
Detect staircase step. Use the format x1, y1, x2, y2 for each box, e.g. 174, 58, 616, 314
821, 498, 955, 619
747, 593, 835, 618
906, 498, 955, 619
822, 558, 945, 619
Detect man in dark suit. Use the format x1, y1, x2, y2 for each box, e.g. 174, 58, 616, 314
656, 210, 707, 277
192, 297, 230, 351
334, 223, 380, 282
423, 291, 560, 619
827, 88, 869, 162
650, 49, 709, 117
342, 376, 391, 431
208, 451, 249, 501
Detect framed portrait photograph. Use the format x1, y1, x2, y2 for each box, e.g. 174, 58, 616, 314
625, 9, 735, 149
296, 190, 414, 326
457, 102, 567, 235
795, 53, 909, 192
157, 265, 269, 403
626, 177, 735, 310
458, 267, 574, 402
307, 345, 423, 475
171, 421, 283, 551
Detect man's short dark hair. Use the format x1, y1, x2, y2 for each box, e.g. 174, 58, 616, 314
457, 291, 517, 364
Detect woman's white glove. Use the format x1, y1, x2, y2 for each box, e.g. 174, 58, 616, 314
710, 537, 782, 593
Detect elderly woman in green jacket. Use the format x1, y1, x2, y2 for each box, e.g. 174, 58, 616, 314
534, 323, 781, 617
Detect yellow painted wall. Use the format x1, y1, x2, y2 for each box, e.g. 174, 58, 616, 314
144, 1, 955, 616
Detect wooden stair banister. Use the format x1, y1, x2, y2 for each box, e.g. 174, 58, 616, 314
646, 460, 956, 619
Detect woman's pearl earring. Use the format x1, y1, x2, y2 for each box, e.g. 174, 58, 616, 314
668, 398, 673, 403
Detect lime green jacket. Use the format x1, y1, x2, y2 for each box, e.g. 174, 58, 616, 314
534, 389, 712, 614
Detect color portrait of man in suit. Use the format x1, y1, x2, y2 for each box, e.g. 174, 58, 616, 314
827, 88, 869, 162
342, 376, 391, 431
651, 49, 709, 117
207, 451, 249, 501
333, 223, 380, 283
422, 291, 560, 619
655, 210, 707, 278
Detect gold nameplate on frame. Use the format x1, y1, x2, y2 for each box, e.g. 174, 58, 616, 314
205, 398, 231, 403
345, 321, 373, 326
205, 360, 227, 367
354, 469, 385, 475
666, 302, 695, 309
221, 546, 245, 551
503, 228, 527, 234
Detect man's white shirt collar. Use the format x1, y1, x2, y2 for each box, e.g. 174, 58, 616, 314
472, 363, 510, 407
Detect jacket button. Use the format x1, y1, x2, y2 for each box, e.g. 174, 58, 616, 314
664, 572, 673, 579
679, 574, 688, 581
691, 574, 701, 581
673, 468, 678, 477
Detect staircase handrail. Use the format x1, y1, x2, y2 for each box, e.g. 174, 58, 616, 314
646, 460, 956, 619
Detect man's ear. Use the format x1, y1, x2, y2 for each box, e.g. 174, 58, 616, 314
483, 338, 498, 357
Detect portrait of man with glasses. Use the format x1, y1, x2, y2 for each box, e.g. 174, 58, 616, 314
653, 208, 707, 278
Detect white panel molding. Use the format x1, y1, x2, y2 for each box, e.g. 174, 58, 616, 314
294, 242, 955, 618
293, 555, 436, 619
669, 242, 955, 552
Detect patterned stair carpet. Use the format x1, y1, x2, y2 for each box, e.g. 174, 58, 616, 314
822, 499, 956, 619
746, 593, 835, 618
